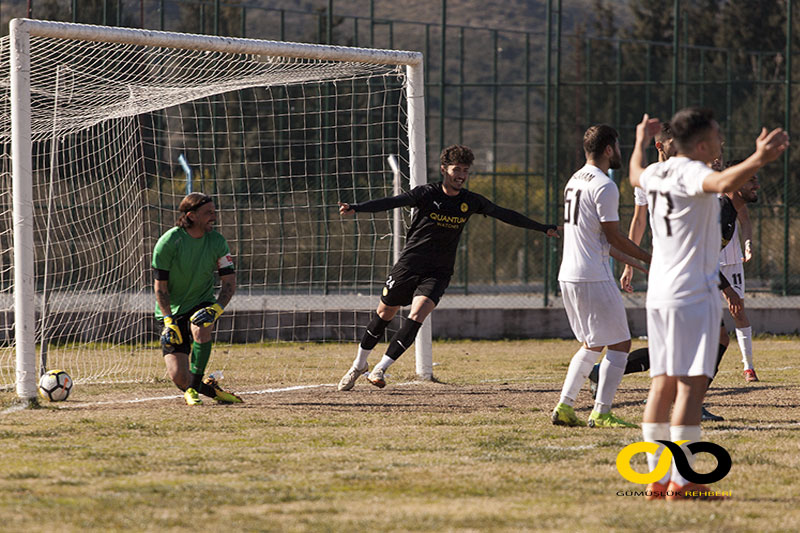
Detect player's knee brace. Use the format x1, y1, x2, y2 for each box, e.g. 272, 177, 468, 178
360, 312, 392, 350
384, 318, 423, 360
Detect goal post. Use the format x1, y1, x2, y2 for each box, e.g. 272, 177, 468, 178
5, 18, 431, 400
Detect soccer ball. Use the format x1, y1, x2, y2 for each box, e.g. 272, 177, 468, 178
38, 369, 73, 402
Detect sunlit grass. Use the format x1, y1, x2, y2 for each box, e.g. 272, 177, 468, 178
1, 337, 798, 531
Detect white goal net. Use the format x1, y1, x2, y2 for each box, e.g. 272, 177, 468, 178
1, 19, 428, 399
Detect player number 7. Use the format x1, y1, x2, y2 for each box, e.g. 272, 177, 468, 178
648, 190, 674, 237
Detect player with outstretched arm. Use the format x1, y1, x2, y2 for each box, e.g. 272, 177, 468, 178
336, 144, 559, 391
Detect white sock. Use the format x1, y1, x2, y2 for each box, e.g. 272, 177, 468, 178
736, 327, 754, 370
642, 422, 671, 485
558, 347, 598, 406
594, 349, 627, 414
353, 347, 371, 369
374, 355, 395, 373
670, 425, 702, 487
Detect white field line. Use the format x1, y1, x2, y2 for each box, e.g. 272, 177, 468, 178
53, 378, 428, 408
58, 383, 336, 408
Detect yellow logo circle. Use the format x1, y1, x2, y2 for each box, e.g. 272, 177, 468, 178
382, 287, 389, 296
460, 203, 468, 212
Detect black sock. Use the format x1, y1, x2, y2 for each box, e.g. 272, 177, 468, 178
384, 318, 423, 361
191, 372, 217, 398
360, 312, 393, 350
709, 343, 728, 385
624, 347, 650, 374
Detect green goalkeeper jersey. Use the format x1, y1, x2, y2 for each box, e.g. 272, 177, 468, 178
152, 227, 232, 318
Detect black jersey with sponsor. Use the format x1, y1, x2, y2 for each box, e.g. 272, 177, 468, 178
398, 183, 493, 274
719, 195, 737, 250
350, 182, 554, 275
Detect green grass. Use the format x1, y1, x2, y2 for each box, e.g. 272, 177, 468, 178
1, 338, 799, 532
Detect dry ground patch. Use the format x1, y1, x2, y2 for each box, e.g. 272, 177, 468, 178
1, 338, 798, 532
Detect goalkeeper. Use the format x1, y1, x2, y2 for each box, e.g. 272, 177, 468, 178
152, 192, 242, 405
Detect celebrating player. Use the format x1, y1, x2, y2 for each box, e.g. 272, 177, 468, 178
629, 107, 787, 500
336, 144, 559, 391
551, 124, 650, 429
152, 192, 243, 405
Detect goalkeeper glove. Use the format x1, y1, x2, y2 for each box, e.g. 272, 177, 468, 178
160, 316, 183, 347
190, 303, 224, 327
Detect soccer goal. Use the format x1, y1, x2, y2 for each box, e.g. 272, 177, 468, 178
2, 19, 431, 401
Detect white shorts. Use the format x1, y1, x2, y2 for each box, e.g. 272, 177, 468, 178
647, 298, 721, 378
720, 263, 745, 298
560, 280, 630, 348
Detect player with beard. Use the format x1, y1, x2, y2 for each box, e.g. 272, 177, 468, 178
336, 144, 560, 391
551, 124, 651, 428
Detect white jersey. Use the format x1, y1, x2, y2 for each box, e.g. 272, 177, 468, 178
638, 156, 720, 307
558, 164, 619, 283
719, 222, 742, 266
633, 186, 648, 206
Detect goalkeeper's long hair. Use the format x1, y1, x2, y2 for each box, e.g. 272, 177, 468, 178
177, 192, 213, 228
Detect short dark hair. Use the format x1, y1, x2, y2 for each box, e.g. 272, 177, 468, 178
177, 192, 213, 228
440, 144, 475, 167
583, 124, 618, 159
655, 122, 673, 143
670, 107, 715, 153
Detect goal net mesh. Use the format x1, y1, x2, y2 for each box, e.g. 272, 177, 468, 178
0, 33, 412, 388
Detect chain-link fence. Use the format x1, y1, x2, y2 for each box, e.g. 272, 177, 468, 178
2, 0, 799, 303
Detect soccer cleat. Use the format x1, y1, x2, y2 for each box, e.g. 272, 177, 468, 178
588, 363, 600, 400
665, 480, 728, 501
367, 368, 386, 388
587, 410, 638, 428
203, 375, 244, 404
184, 387, 203, 406
645, 481, 669, 500
337, 364, 368, 391
743, 369, 759, 382
701, 405, 724, 422
551, 402, 586, 427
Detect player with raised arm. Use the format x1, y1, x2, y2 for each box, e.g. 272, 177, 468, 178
619, 122, 676, 293
629, 108, 787, 500
153, 192, 243, 405
336, 145, 559, 391
551, 125, 651, 429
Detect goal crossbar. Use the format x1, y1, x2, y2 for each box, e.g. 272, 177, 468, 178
11, 18, 423, 66
9, 18, 431, 400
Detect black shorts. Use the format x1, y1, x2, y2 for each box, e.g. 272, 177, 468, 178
160, 301, 213, 356
380, 264, 451, 307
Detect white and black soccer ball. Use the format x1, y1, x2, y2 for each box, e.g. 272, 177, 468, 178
38, 369, 73, 402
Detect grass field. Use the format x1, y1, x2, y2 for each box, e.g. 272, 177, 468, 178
1, 337, 798, 532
